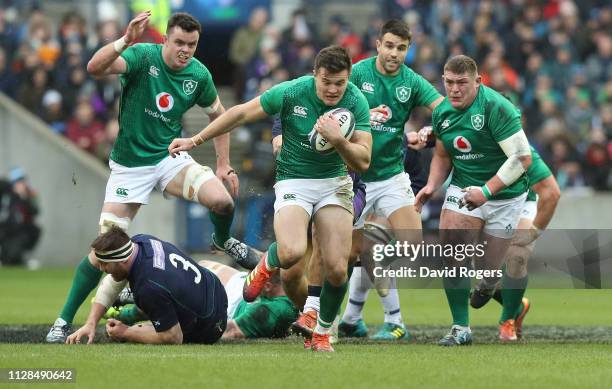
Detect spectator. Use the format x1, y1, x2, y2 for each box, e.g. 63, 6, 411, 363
0, 167, 41, 266
65, 100, 106, 155
229, 7, 268, 102
41, 89, 66, 134
0, 46, 17, 97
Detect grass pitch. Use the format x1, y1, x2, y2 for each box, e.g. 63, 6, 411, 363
1, 267, 611, 388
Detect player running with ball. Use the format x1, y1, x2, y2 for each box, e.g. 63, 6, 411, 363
168, 45, 372, 352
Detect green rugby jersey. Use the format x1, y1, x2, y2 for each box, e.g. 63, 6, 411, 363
526, 147, 552, 201
433, 84, 528, 200
350, 57, 441, 182
260, 75, 371, 180
233, 296, 299, 338
112, 43, 218, 167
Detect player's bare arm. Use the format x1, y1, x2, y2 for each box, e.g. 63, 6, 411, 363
222, 321, 246, 339
205, 99, 239, 197
315, 115, 372, 172
415, 139, 452, 212
106, 319, 183, 344
65, 302, 108, 345
169, 97, 267, 157
86, 11, 151, 77
272, 135, 283, 157
460, 130, 532, 211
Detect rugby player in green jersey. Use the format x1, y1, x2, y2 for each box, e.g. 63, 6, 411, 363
169, 46, 373, 351
415, 55, 533, 345
470, 147, 560, 340
337, 19, 443, 341
47, 12, 258, 343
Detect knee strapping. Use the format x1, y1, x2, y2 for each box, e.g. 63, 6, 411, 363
99, 213, 131, 233
182, 164, 215, 202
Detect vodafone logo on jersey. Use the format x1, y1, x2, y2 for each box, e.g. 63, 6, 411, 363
453, 136, 472, 153
156, 92, 174, 112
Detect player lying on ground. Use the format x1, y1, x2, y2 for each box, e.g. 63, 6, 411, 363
94, 259, 299, 340
47, 11, 258, 343
469, 147, 560, 340
169, 45, 373, 352
66, 227, 227, 344
415, 55, 532, 345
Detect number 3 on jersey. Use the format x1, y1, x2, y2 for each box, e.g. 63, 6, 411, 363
169, 253, 201, 284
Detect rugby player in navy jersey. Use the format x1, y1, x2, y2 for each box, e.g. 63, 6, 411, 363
68, 226, 227, 344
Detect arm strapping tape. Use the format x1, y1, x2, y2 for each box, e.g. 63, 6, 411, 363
496, 130, 531, 186
94, 274, 128, 308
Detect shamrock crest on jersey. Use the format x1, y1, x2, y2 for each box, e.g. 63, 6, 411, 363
471, 114, 484, 130
396, 86, 411, 102
183, 79, 198, 95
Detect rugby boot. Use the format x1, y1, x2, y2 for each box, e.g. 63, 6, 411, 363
498, 319, 518, 342
470, 283, 495, 309
45, 318, 71, 344
438, 325, 472, 346
370, 322, 409, 340
311, 332, 334, 352
242, 252, 276, 302
338, 319, 368, 338
212, 233, 260, 270
291, 310, 318, 338
514, 297, 530, 339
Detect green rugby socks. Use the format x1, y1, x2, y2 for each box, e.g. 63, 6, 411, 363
59, 255, 102, 323
443, 276, 471, 327
210, 208, 234, 246
318, 279, 348, 333
499, 274, 528, 323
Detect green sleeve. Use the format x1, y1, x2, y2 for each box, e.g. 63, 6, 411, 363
488, 96, 523, 142
120, 43, 148, 77
413, 73, 441, 107
352, 87, 371, 133
431, 103, 442, 138
260, 80, 292, 116
195, 67, 218, 108
527, 147, 553, 185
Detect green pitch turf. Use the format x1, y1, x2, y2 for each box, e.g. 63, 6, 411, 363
1, 267, 611, 388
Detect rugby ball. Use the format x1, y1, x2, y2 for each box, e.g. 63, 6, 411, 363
308, 108, 355, 154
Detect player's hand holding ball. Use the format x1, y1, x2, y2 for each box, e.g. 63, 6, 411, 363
309, 108, 355, 154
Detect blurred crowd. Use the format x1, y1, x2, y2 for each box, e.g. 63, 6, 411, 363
0, 0, 610, 192
0, 2, 162, 163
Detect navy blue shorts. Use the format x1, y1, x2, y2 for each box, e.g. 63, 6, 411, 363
182, 276, 228, 344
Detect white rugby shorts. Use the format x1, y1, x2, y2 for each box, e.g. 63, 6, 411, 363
273, 176, 354, 217
442, 185, 526, 239
104, 153, 211, 204
354, 172, 415, 228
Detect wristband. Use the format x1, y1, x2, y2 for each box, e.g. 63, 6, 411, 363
113, 36, 128, 53
192, 134, 204, 146
481, 184, 492, 200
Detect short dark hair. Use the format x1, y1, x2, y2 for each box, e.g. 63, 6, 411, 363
444, 55, 478, 77
91, 226, 130, 253
167, 12, 201, 35
314, 45, 352, 74
379, 19, 412, 43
